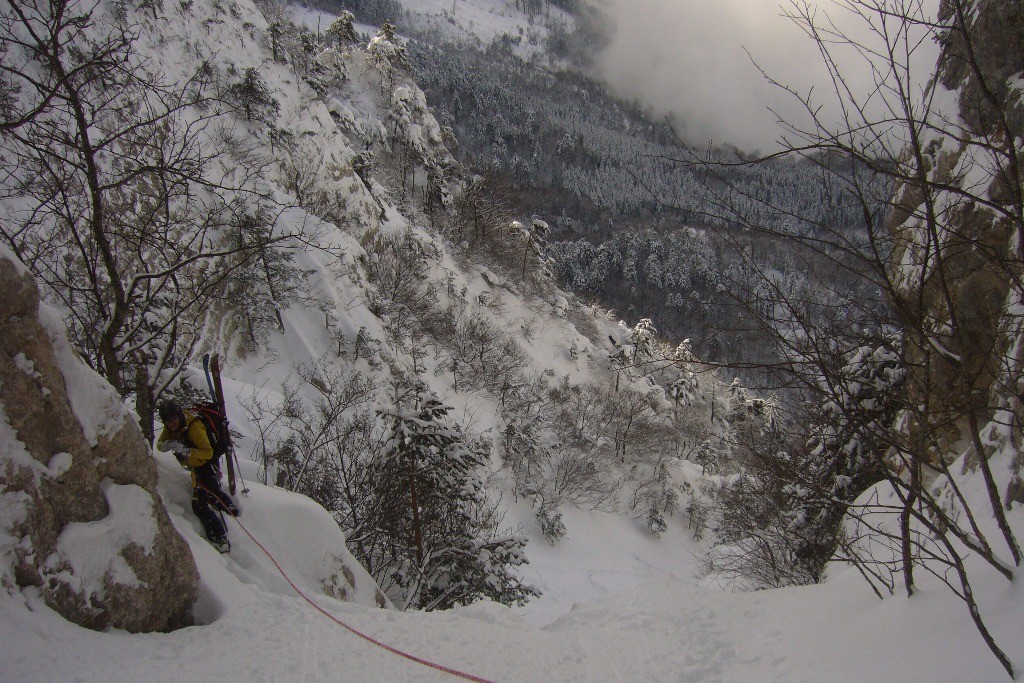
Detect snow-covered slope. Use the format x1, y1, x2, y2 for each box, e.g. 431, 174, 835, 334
1, 455, 1018, 681
292, 0, 574, 66
399, 0, 573, 60
155, 453, 385, 616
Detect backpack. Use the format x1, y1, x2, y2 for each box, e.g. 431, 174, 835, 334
191, 402, 231, 462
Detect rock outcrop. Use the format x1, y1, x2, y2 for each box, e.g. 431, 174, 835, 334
886, 0, 1024, 455
0, 249, 199, 632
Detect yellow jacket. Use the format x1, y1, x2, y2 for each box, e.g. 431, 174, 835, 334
157, 412, 215, 469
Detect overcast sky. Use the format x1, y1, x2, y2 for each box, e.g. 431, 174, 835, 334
589, 0, 941, 154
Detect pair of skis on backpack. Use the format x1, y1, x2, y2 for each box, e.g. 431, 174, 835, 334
202, 353, 239, 498
202, 353, 244, 554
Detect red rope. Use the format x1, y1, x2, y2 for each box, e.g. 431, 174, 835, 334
220, 506, 496, 683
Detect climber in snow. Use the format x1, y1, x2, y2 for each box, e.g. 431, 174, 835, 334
156, 401, 238, 553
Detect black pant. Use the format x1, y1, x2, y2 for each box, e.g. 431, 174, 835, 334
192, 462, 229, 540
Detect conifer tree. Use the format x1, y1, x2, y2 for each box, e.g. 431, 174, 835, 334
370, 388, 537, 610
226, 67, 279, 123
325, 11, 358, 45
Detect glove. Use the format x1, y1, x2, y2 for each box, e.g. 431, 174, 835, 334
160, 440, 190, 467
160, 440, 187, 454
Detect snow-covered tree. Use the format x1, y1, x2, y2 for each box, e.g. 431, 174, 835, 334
226, 67, 279, 123
325, 11, 358, 45
221, 204, 314, 348
686, 1, 1024, 672
370, 389, 538, 610
368, 21, 407, 95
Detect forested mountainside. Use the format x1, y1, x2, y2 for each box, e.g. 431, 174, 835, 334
406, 39, 886, 379
311, 0, 880, 380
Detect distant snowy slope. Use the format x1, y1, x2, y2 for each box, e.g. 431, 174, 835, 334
293, 0, 574, 59
398, 0, 573, 59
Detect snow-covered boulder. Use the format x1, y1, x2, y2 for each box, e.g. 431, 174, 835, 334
0, 250, 198, 632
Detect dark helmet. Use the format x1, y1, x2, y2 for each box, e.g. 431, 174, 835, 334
157, 401, 186, 426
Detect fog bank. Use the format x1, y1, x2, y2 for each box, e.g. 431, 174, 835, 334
590, 0, 939, 153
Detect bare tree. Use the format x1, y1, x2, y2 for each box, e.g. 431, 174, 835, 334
0, 0, 292, 438
669, 0, 1022, 675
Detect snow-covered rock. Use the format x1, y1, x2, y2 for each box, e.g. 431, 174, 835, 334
0, 249, 198, 632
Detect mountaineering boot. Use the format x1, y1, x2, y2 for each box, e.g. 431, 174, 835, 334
209, 534, 230, 554
219, 496, 240, 517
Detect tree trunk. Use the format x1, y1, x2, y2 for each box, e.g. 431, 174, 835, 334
408, 448, 424, 569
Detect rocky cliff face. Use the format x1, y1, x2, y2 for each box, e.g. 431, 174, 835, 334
0, 250, 199, 632
886, 0, 1024, 457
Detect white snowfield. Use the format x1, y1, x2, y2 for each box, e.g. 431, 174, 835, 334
291, 0, 573, 63
1, 449, 1018, 682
